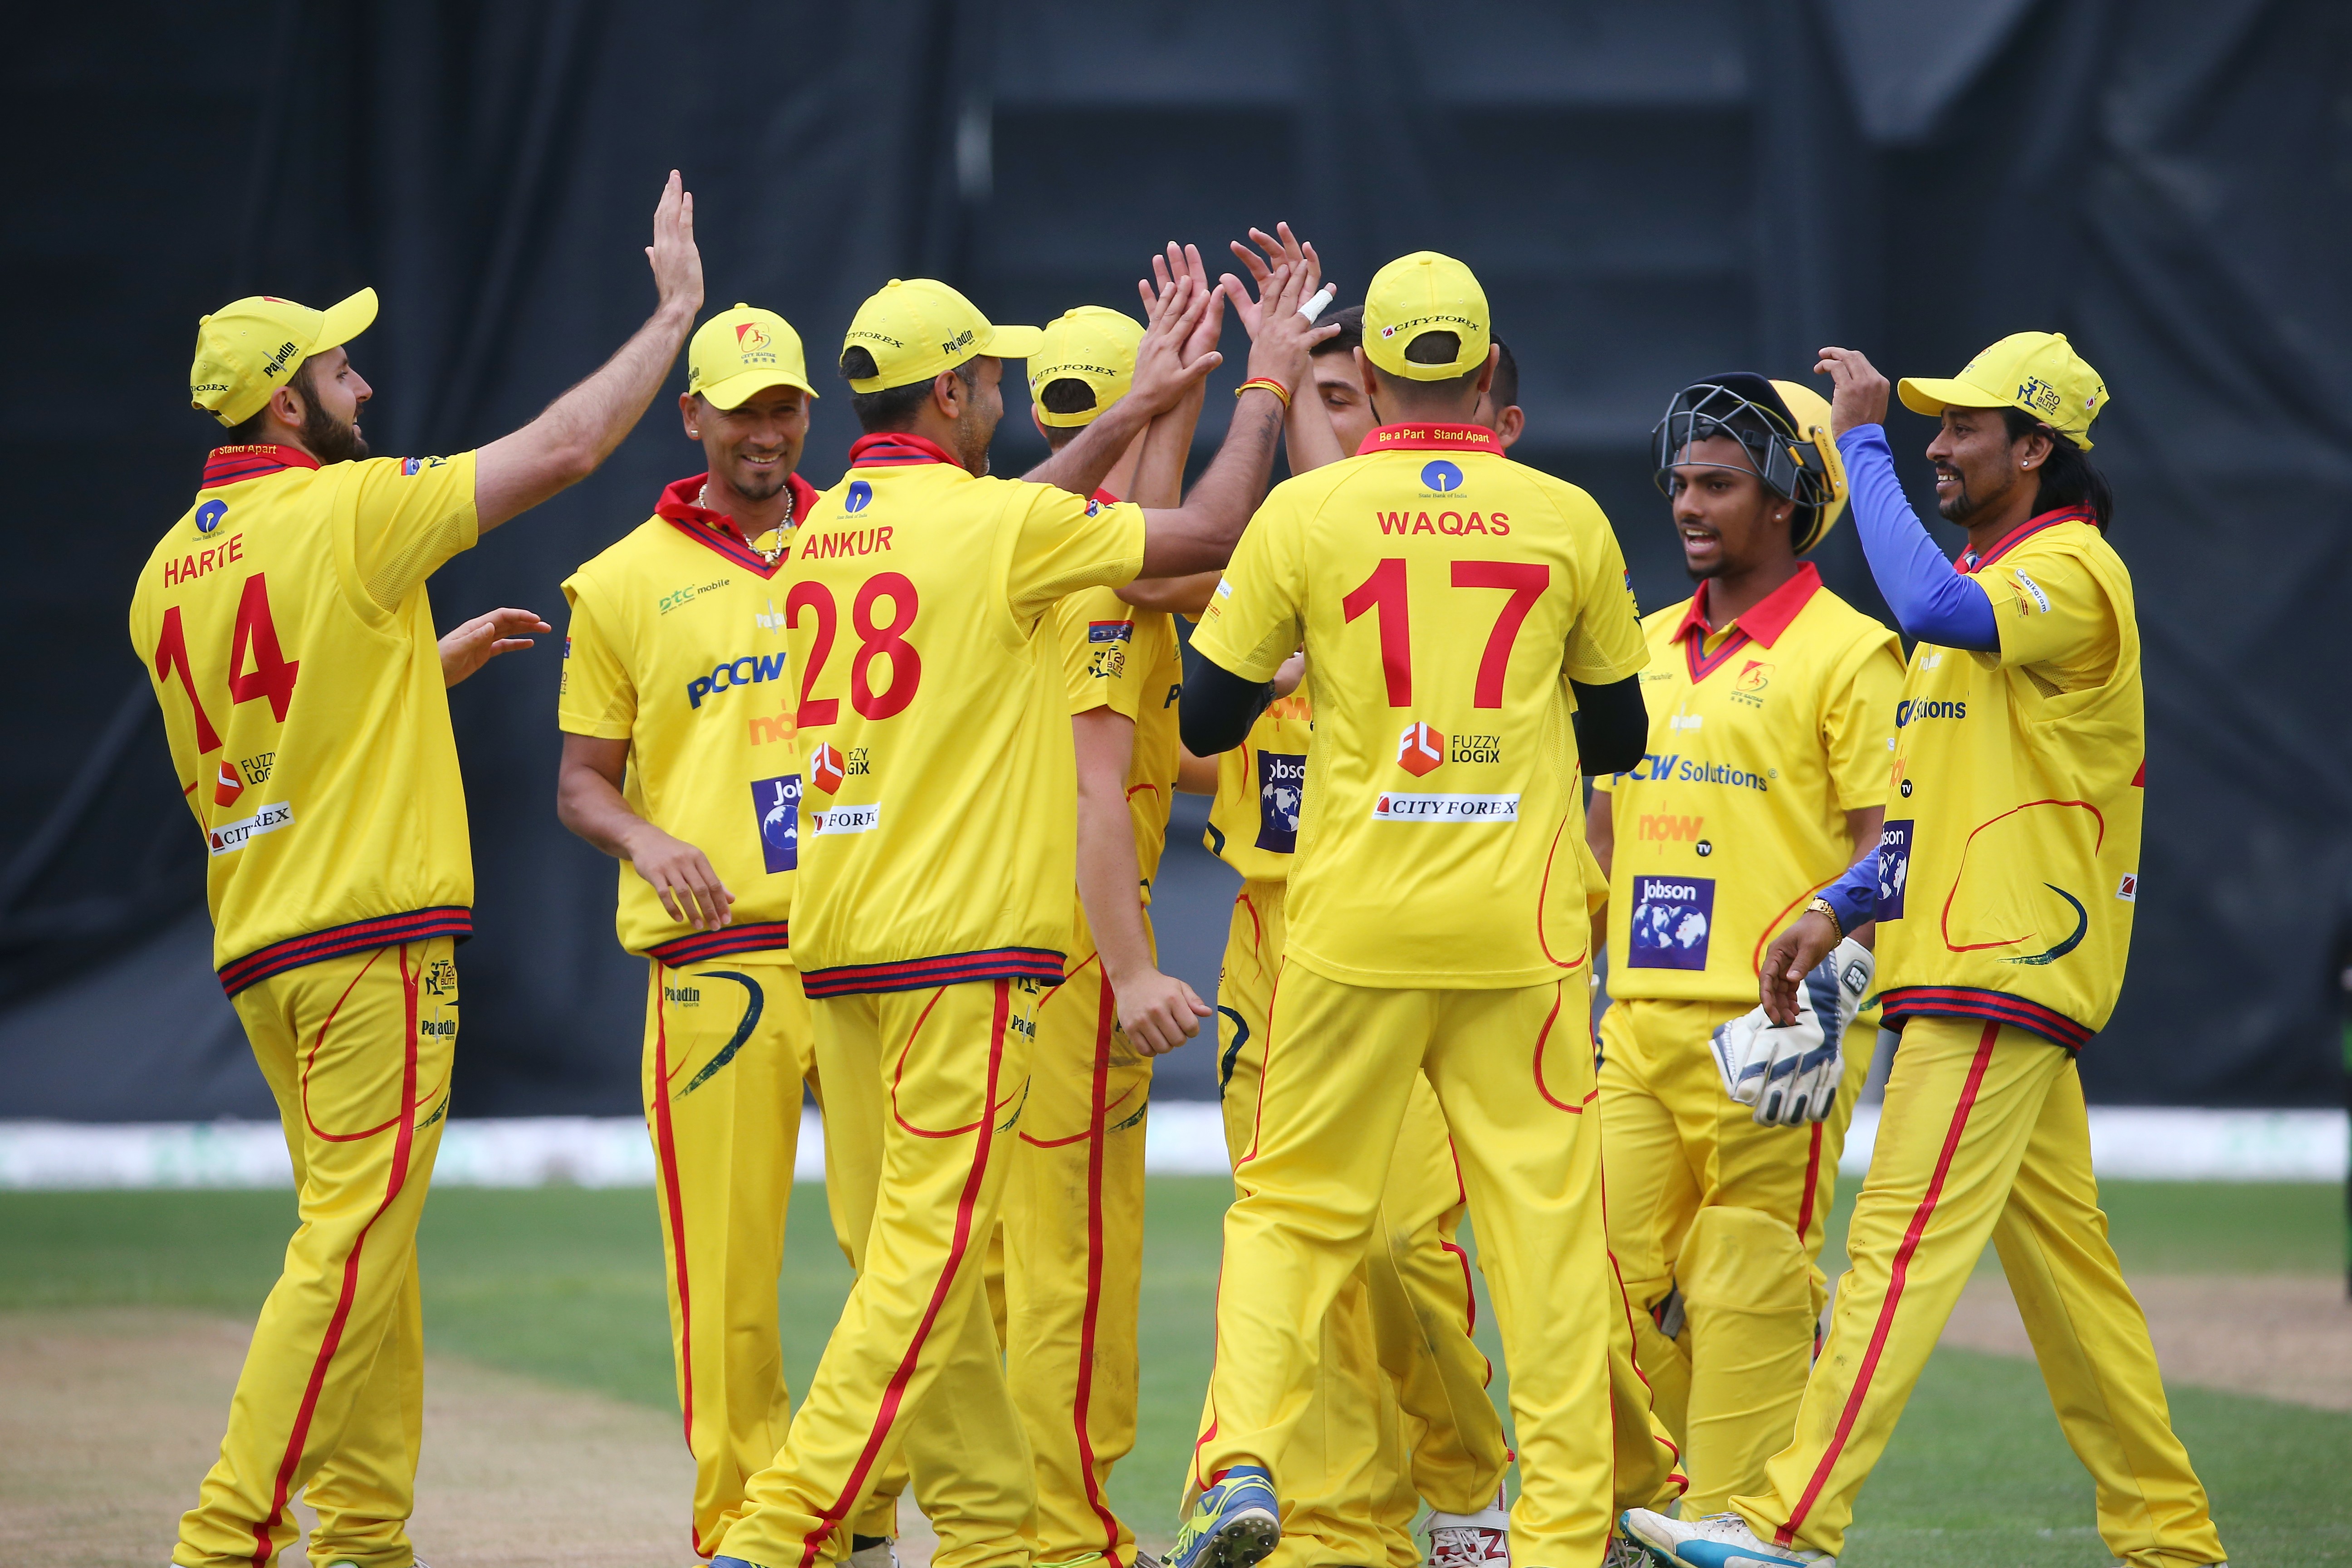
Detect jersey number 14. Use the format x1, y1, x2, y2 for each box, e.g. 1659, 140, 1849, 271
152, 573, 301, 754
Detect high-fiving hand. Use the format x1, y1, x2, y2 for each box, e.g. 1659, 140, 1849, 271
439, 607, 551, 688
1126, 248, 1226, 420
647, 169, 705, 318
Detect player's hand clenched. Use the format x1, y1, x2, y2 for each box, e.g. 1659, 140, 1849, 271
627, 825, 735, 931
1112, 967, 1214, 1056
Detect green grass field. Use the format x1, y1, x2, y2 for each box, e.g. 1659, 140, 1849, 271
3, 1177, 2345, 1565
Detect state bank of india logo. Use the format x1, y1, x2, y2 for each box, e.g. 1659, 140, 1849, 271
1421, 460, 1462, 493
844, 480, 873, 514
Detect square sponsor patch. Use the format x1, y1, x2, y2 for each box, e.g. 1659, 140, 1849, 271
1627, 875, 1714, 970
1255, 750, 1306, 853
1877, 818, 1913, 921
751, 774, 799, 873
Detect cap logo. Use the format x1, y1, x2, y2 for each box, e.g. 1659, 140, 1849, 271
1381, 324, 1401, 338
940, 326, 975, 356
1421, 461, 1463, 493
261, 340, 300, 379
2016, 376, 2063, 417
736, 321, 772, 353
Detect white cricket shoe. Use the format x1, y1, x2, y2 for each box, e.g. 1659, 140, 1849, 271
847, 1541, 901, 1568
1619, 1509, 1833, 1568
1426, 1514, 1509, 1568
1602, 1533, 1651, 1568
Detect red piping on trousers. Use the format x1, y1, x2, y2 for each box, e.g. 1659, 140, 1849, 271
1021, 956, 1139, 1147
1073, 973, 1127, 1565
1529, 982, 1594, 1113
1779, 1020, 1999, 1547
1795, 1122, 1825, 1240
248, 945, 423, 1568
800, 981, 1011, 1568
647, 966, 702, 1503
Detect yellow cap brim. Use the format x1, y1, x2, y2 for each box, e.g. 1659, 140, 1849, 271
698, 367, 819, 410
313, 288, 379, 356
1896, 375, 2007, 418
980, 323, 1045, 360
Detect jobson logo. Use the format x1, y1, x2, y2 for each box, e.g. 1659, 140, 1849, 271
1421, 460, 1463, 493
195, 500, 228, 534
844, 480, 873, 514
1877, 818, 1913, 921
1255, 750, 1306, 853
1627, 875, 1714, 970
752, 773, 800, 874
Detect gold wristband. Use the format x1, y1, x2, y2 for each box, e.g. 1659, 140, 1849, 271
1234, 377, 1292, 411
1807, 897, 1844, 941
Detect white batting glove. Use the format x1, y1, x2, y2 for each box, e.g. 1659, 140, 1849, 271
1711, 937, 1875, 1126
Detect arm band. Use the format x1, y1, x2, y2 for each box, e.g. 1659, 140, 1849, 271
1837, 425, 1999, 651
1568, 673, 1649, 779
1180, 654, 1277, 756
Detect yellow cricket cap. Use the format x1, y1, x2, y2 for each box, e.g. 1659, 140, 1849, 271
1769, 378, 1850, 552
689, 304, 818, 409
189, 288, 378, 427
1897, 331, 2108, 450
840, 278, 1045, 393
1027, 306, 1144, 427
1362, 252, 1490, 380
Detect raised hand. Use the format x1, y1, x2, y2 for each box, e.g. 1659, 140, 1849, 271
1814, 345, 1890, 437
1241, 260, 1340, 402
438, 607, 552, 688
1221, 222, 1325, 341
647, 169, 704, 318
1127, 259, 1224, 419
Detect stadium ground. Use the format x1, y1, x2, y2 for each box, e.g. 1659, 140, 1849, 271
2, 1179, 2344, 1566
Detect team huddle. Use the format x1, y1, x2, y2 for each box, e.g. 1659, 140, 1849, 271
136, 175, 2228, 1568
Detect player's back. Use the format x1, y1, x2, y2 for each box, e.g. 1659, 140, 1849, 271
783, 434, 1144, 995
1198, 426, 1646, 990
127, 444, 479, 992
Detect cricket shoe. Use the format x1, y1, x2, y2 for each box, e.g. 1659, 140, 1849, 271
1426, 1506, 1509, 1568
848, 1540, 902, 1568
1602, 1535, 1651, 1568
1619, 1509, 1833, 1568
1169, 1464, 1280, 1568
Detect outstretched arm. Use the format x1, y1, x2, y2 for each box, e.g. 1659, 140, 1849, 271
1223, 224, 1347, 473
473, 172, 706, 532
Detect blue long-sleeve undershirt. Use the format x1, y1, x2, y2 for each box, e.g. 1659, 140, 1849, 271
1837, 424, 1999, 652
1820, 853, 1878, 934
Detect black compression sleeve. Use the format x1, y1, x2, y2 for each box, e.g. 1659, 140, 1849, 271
1569, 673, 1649, 778
1180, 656, 1277, 756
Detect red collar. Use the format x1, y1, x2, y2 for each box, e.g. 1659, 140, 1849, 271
1356, 423, 1503, 456
200, 444, 319, 489
1672, 561, 1823, 651
847, 432, 965, 470
654, 470, 819, 578
1960, 506, 2096, 574
1093, 486, 1122, 505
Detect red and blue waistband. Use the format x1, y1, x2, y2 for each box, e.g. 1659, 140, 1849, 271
1879, 985, 2094, 1052
800, 945, 1066, 998
647, 920, 791, 965
219, 906, 472, 997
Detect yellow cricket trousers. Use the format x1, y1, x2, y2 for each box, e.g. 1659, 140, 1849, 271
1597, 996, 1868, 1518
1200, 958, 1622, 1568
177, 937, 456, 1568
720, 978, 1040, 1568
1003, 906, 1153, 1568
1735, 1016, 2225, 1564
647, 955, 873, 1558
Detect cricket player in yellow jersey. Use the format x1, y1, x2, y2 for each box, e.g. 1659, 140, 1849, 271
555, 302, 906, 1563
1177, 251, 1660, 1568
1627, 337, 2226, 1568
1000, 299, 1197, 1568
133, 173, 705, 1568
709, 260, 1332, 1568
1586, 374, 1901, 1519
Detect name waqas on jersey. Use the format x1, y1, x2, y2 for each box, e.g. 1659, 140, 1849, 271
687, 652, 787, 708
1375, 510, 1511, 537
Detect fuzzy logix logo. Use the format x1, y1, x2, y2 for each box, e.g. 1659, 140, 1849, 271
806, 741, 847, 794
1396, 721, 1445, 778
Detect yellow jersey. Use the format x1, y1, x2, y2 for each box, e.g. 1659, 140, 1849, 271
559, 470, 822, 963
782, 433, 1146, 995
1050, 590, 1184, 902
1192, 423, 1647, 989
1204, 684, 1316, 884
1875, 509, 2142, 1050
127, 444, 480, 994
1593, 564, 1903, 1004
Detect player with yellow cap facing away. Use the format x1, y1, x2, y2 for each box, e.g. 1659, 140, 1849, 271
1176, 250, 1662, 1568
554, 301, 902, 1562
709, 260, 1333, 1568
1584, 372, 1901, 1522
135, 172, 706, 1568
1625, 335, 2225, 1568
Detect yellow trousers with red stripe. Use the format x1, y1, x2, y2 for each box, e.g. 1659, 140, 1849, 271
1199, 946, 1640, 1568
1597, 996, 1869, 1518
1734, 1016, 2225, 1564
176, 937, 456, 1568
644, 956, 894, 1557
721, 978, 1040, 1568
1002, 909, 1153, 1568
1205, 880, 1508, 1568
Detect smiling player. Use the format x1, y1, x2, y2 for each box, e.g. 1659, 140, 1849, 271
1586, 373, 1900, 1521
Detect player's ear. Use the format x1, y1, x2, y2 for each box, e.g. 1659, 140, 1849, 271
933, 368, 964, 420
1354, 346, 1378, 401
1474, 344, 1499, 400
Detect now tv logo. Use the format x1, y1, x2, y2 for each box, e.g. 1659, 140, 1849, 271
1637, 812, 1703, 843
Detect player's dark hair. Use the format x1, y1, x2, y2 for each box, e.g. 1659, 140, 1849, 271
1489, 336, 1519, 414
224, 357, 318, 443
2001, 407, 2112, 530
1039, 377, 1097, 416
1311, 304, 1364, 358
842, 349, 979, 433
1404, 330, 1460, 366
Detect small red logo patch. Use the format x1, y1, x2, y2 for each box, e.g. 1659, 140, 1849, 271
1396, 722, 1445, 778
807, 742, 846, 794
213, 761, 245, 808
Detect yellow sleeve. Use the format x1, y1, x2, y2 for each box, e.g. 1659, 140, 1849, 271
1969, 542, 2119, 691
1005, 485, 1147, 622
347, 451, 482, 609
1562, 495, 1649, 685
557, 577, 637, 740
1189, 495, 1304, 682
1823, 627, 1904, 813
1052, 587, 1151, 720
